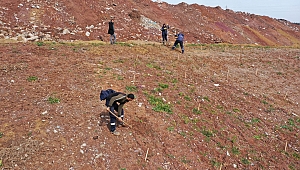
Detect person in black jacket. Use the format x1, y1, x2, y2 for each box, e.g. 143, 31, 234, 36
106, 92, 135, 135
160, 23, 169, 45
108, 19, 116, 44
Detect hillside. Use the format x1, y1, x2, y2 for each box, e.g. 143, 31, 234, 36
0, 0, 300, 46
0, 41, 299, 169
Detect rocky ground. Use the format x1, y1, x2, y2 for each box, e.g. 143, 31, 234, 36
0, 0, 300, 46
0, 41, 299, 169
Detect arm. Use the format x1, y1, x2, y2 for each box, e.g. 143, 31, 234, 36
108, 94, 125, 106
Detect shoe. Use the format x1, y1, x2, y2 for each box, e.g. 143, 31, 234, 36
111, 131, 120, 136
182, 50, 184, 54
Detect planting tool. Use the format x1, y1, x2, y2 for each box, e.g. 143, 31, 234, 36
107, 108, 132, 128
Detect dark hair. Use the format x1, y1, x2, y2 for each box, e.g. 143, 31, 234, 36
127, 94, 135, 99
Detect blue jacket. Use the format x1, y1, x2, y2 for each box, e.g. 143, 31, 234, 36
176, 33, 184, 41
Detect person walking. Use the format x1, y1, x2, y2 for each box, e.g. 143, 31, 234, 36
108, 19, 116, 44
105, 92, 135, 135
172, 31, 184, 54
160, 23, 169, 45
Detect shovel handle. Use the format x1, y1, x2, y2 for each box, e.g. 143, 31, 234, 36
107, 109, 132, 128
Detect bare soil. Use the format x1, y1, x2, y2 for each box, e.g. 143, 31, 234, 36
0, 41, 299, 169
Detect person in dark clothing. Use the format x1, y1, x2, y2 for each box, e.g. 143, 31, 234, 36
160, 23, 169, 45
107, 19, 116, 44
105, 92, 135, 135
172, 31, 184, 54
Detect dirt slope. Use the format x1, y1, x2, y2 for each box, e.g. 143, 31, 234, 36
0, 0, 300, 46
0, 41, 299, 169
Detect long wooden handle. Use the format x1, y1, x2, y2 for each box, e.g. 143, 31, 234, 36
107, 109, 132, 128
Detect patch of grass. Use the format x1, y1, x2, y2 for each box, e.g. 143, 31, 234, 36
184, 95, 191, 101
166, 154, 175, 159
243, 92, 249, 96
226, 111, 233, 115
148, 95, 172, 114
36, 41, 44, 46
117, 75, 123, 80
261, 100, 268, 105
241, 158, 250, 165
201, 127, 214, 138
153, 87, 163, 93
181, 156, 191, 164
158, 83, 169, 89
27, 76, 38, 82
181, 115, 190, 124
146, 63, 161, 70
232, 146, 240, 155
210, 159, 221, 167
27, 131, 32, 137
179, 131, 186, 137
192, 108, 202, 115
289, 164, 296, 170
280, 118, 298, 131
125, 85, 137, 92
251, 118, 260, 123
266, 105, 275, 112
116, 42, 134, 47
48, 96, 60, 104
292, 152, 300, 160
253, 135, 262, 140
167, 126, 174, 131
0, 132, 3, 138
203, 96, 210, 102
233, 108, 240, 112
113, 59, 124, 63
171, 78, 178, 83
216, 105, 223, 110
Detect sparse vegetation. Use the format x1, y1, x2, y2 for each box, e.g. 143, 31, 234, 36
48, 96, 60, 104
27, 76, 38, 82
125, 85, 137, 92
147, 95, 172, 114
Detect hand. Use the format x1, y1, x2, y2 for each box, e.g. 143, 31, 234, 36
117, 117, 123, 122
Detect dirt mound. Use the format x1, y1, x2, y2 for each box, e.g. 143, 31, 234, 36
0, 0, 300, 46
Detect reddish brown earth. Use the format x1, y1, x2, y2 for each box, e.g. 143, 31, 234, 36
0, 41, 299, 169
1, 0, 300, 170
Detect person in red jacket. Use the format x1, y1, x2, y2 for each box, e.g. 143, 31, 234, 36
106, 92, 135, 135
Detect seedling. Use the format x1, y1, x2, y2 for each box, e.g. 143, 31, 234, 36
167, 126, 174, 131
192, 108, 202, 115
125, 85, 137, 92
48, 96, 60, 104
27, 76, 38, 82
36, 41, 44, 46
241, 158, 250, 165
232, 146, 240, 155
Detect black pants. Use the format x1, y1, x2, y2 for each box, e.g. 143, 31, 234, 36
108, 103, 124, 132
162, 34, 167, 42
172, 40, 184, 51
